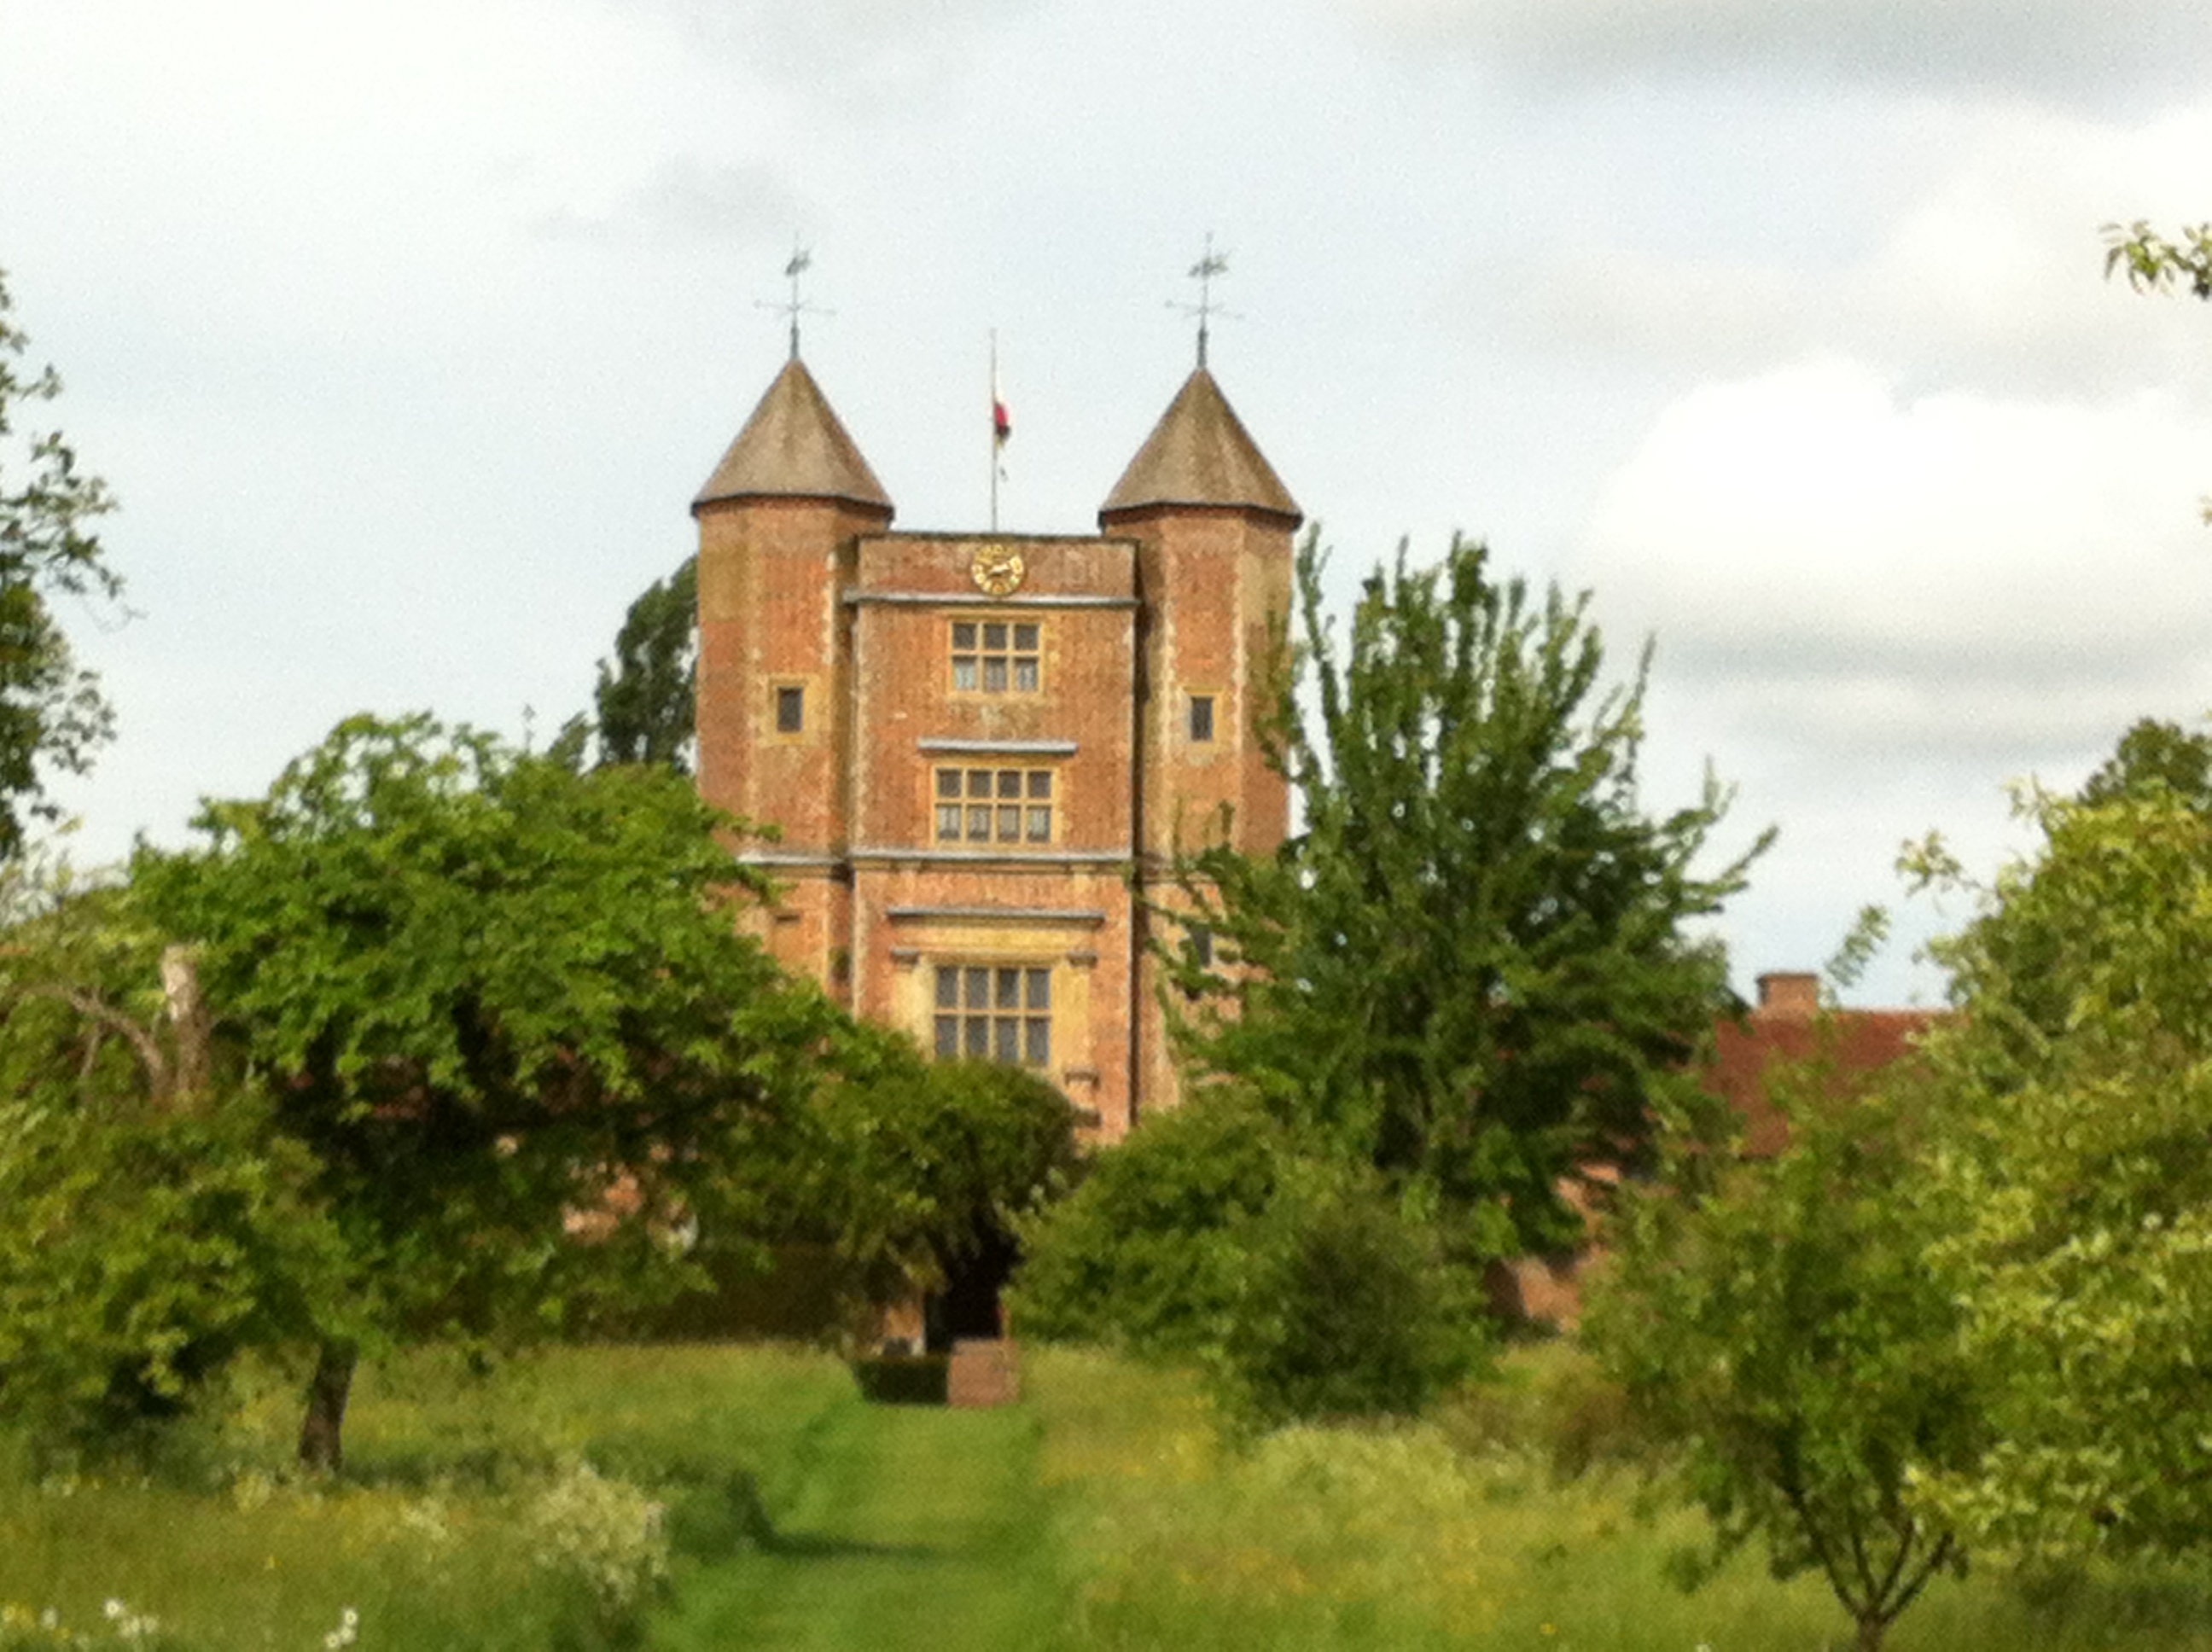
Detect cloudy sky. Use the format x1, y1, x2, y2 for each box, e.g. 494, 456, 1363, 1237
3, 0, 2209, 1004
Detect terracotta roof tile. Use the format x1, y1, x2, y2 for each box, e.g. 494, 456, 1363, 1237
1702, 1008, 1948, 1155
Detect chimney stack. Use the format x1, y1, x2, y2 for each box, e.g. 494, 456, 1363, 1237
1755, 971, 1820, 1018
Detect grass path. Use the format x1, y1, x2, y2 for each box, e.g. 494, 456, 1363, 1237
650, 1395, 1065, 1651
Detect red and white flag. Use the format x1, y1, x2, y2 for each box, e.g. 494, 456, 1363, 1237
992, 365, 1011, 448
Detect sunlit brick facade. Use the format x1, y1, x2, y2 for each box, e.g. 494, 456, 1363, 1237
691, 352, 1299, 1137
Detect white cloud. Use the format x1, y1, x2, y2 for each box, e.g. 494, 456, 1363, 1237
1350, 0, 2212, 102
1489, 102, 2212, 403
532, 158, 806, 246
1575, 358, 2212, 759
605, 0, 1039, 106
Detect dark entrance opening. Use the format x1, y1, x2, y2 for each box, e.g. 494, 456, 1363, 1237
926, 1222, 1021, 1352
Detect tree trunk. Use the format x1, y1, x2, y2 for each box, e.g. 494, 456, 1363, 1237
297, 1340, 358, 1474
159, 944, 212, 1108
1857, 1612, 1889, 1652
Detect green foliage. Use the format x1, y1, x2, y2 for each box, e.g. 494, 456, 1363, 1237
591, 556, 696, 771
1211, 1160, 1487, 1430
0, 270, 120, 859
0, 855, 335, 1458
1168, 532, 1764, 1258
2104, 219, 2212, 300
126, 714, 823, 1457
795, 1041, 1078, 1314
0, 1098, 343, 1465
1010, 1096, 1285, 1358
2078, 714, 2212, 811
1912, 779, 2212, 1558
524, 1458, 671, 1640
1016, 1098, 1486, 1425
1588, 1061, 1979, 1652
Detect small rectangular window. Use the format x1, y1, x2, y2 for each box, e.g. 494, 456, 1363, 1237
775, 685, 805, 733
950, 618, 1042, 695
931, 766, 1057, 846
1189, 694, 1215, 742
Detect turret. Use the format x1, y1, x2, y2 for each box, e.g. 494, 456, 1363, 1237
1101, 365, 1299, 1116
692, 355, 893, 988
1099, 365, 1300, 863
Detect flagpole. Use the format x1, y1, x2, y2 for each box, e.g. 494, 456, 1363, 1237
989, 329, 1000, 533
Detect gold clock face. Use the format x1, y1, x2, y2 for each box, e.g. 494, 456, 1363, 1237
969, 543, 1026, 597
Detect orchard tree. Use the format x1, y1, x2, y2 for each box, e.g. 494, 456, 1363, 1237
132, 714, 824, 1470
0, 270, 121, 857
793, 1042, 1078, 1330
1909, 778, 2212, 1556
1589, 1059, 1980, 1652
0, 860, 344, 1460
1167, 534, 1767, 1259
590, 555, 696, 770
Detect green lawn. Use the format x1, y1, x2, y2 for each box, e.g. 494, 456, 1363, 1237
655, 1399, 1061, 1651
3, 1343, 2212, 1649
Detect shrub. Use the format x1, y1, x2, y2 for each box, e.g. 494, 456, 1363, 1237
526, 1460, 669, 1647
1211, 1162, 1489, 1430
1010, 1094, 1282, 1357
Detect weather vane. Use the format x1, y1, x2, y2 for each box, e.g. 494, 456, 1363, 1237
757, 240, 832, 359
1168, 233, 1237, 369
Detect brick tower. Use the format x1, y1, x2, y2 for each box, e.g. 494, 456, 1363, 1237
691, 348, 1297, 1137
692, 354, 893, 995
1097, 368, 1301, 1113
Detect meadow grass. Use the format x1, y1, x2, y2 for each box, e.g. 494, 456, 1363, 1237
1028, 1342, 2212, 1652
7, 1341, 2212, 1649
0, 1343, 857, 1650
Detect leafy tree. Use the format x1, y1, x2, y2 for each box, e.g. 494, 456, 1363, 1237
1167, 533, 1767, 1261
590, 555, 696, 771
0, 861, 344, 1461
2077, 714, 2212, 811
131, 713, 821, 1469
1909, 780, 2212, 1558
1588, 1060, 1981, 1652
0, 269, 121, 857
795, 1042, 1078, 1329
0, 1092, 342, 1464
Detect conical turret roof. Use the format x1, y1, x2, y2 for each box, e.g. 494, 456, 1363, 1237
1099, 367, 1301, 525
694, 356, 893, 515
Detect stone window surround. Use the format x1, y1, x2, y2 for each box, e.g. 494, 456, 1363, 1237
933, 961, 1052, 1067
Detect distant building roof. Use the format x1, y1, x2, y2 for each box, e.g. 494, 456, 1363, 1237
1099, 368, 1301, 524
1702, 972, 1947, 1155
694, 356, 894, 515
